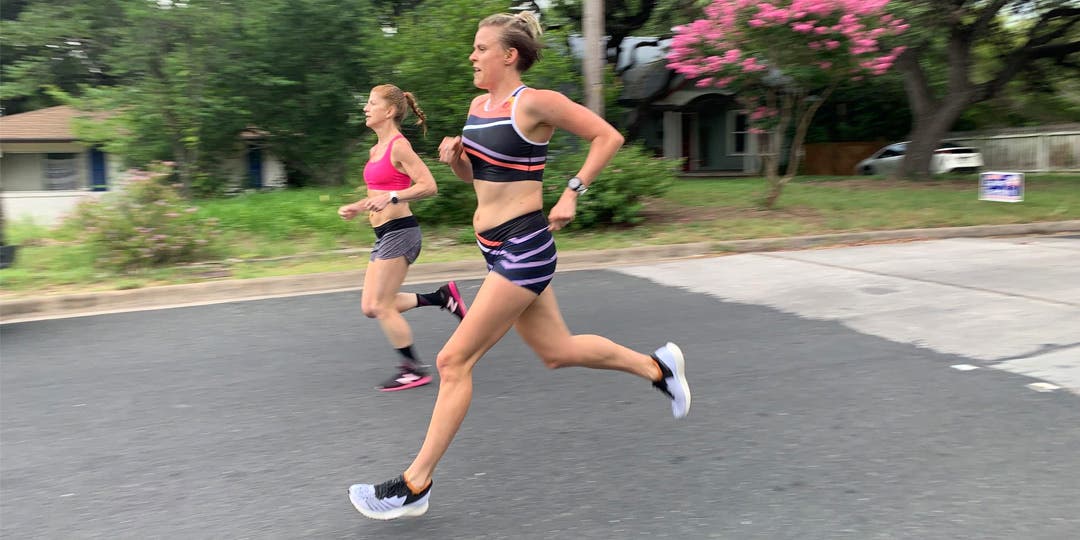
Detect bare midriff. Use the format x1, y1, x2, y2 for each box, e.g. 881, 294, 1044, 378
472, 180, 544, 232
365, 188, 414, 228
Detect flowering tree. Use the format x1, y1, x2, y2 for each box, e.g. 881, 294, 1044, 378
667, 0, 907, 207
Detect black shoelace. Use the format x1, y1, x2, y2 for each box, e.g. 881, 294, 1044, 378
373, 476, 409, 500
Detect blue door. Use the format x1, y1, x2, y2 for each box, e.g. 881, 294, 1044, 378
247, 146, 263, 189
89, 149, 108, 191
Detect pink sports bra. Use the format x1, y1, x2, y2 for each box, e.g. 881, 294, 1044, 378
363, 134, 412, 191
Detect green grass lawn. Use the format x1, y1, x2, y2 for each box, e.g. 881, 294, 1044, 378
3, 174, 1078, 295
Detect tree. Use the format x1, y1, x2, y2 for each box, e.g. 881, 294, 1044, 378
6, 0, 381, 190
667, 0, 907, 207
0, 0, 126, 114
893, 1, 1080, 179
69, 0, 251, 194
237, 0, 378, 187
806, 72, 912, 143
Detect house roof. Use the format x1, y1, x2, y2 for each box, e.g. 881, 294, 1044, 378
2, 105, 267, 143
0, 105, 96, 142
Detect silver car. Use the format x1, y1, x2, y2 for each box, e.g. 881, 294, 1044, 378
855, 141, 984, 175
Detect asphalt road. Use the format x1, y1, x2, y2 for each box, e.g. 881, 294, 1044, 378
2, 236, 1078, 539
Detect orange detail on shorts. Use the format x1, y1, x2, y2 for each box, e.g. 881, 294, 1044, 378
475, 235, 504, 247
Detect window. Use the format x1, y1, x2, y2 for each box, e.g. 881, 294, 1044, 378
728, 111, 749, 156
44, 153, 79, 190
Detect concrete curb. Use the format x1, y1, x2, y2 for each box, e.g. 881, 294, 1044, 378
709, 220, 1080, 252
3, 220, 1079, 323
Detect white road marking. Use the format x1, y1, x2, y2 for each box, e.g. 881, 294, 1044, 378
1026, 382, 1062, 393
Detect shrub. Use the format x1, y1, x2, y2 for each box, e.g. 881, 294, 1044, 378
409, 156, 478, 226
543, 143, 681, 229
64, 163, 221, 270
404, 145, 680, 231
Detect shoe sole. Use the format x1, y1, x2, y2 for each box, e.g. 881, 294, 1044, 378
350, 493, 429, 520
377, 375, 433, 392
446, 281, 467, 319
666, 343, 691, 418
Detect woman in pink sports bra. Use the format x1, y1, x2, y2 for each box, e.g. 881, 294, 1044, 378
338, 84, 469, 392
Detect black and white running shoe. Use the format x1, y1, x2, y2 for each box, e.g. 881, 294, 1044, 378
652, 342, 691, 418
349, 475, 431, 520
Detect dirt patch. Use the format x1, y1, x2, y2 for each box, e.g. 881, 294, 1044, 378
807, 178, 976, 191
639, 198, 827, 226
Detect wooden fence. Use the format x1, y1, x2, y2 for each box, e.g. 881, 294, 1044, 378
802, 141, 885, 176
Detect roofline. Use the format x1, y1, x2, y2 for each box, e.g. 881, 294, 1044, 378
0, 137, 81, 143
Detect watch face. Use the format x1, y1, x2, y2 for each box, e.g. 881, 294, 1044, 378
569, 177, 582, 190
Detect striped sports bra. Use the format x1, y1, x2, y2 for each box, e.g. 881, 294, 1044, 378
461, 85, 548, 182
363, 134, 412, 191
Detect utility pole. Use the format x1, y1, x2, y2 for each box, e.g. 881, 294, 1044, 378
583, 0, 605, 117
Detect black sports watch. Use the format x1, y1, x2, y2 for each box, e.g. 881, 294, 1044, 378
389, 191, 400, 204
567, 176, 588, 194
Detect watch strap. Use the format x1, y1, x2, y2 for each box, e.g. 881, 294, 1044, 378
568, 176, 588, 194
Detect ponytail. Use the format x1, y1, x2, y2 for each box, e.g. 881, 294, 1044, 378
403, 92, 428, 136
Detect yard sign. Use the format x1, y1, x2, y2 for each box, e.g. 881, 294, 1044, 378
979, 171, 1024, 203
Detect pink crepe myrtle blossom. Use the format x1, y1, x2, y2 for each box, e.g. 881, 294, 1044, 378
668, 0, 907, 86
750, 106, 777, 120
667, 0, 907, 195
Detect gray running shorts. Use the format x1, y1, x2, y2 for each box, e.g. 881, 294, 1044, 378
370, 226, 422, 264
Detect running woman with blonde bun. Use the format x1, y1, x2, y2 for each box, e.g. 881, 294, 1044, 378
339, 84, 468, 392
348, 15, 689, 519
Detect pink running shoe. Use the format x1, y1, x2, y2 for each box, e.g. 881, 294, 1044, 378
377, 365, 432, 392
437, 281, 468, 321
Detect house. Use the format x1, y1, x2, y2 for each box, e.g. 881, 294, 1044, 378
0, 106, 121, 225
0, 106, 285, 225
571, 36, 761, 175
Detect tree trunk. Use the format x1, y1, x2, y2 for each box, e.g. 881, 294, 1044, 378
762, 90, 793, 209
899, 93, 973, 180
783, 82, 837, 180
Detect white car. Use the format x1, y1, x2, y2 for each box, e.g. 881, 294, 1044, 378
855, 141, 984, 175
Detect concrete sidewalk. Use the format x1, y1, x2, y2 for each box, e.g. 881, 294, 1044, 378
2, 220, 1079, 323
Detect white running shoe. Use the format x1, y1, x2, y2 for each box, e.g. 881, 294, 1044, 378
652, 342, 691, 419
349, 475, 431, 520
